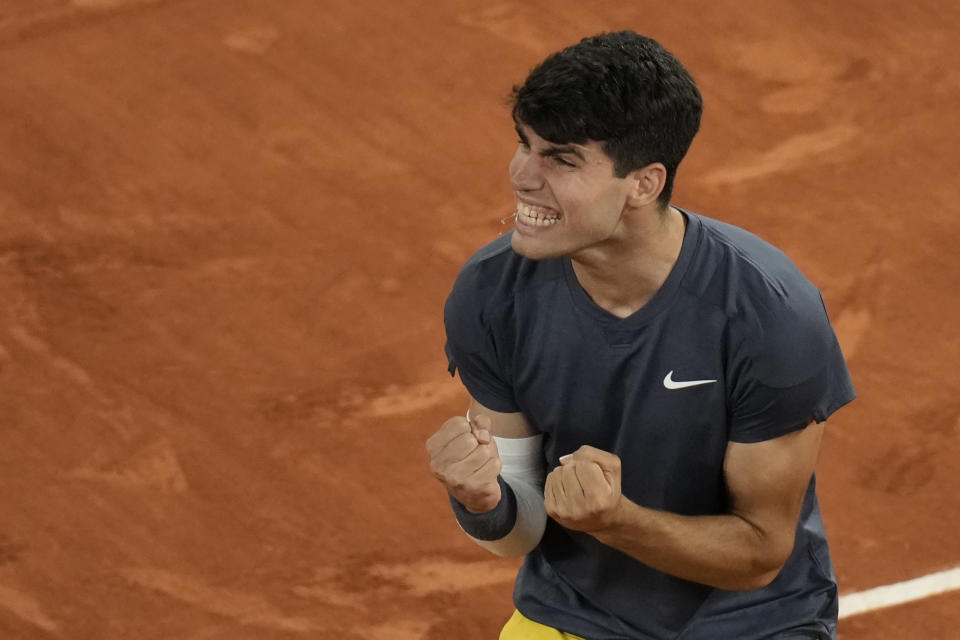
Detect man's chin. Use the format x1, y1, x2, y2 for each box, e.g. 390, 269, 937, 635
510, 233, 563, 261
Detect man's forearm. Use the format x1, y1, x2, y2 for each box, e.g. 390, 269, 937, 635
452, 433, 547, 557
592, 498, 791, 591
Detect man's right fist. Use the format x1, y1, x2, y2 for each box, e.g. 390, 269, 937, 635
426, 414, 503, 513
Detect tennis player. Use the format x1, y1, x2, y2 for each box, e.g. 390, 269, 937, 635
427, 31, 855, 640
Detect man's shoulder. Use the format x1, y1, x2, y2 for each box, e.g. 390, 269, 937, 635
445, 231, 565, 336
686, 211, 821, 312
697, 214, 810, 284
464, 231, 519, 266
460, 232, 516, 274
445, 233, 527, 328
451, 231, 554, 298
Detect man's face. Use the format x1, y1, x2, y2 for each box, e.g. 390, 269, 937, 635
507, 123, 636, 261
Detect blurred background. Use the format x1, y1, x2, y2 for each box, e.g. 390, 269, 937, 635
1, 0, 958, 638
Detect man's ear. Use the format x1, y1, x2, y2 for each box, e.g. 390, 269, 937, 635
625, 163, 667, 207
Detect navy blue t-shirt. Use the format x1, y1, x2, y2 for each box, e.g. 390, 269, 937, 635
444, 210, 856, 640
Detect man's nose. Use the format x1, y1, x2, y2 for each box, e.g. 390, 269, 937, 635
509, 151, 542, 192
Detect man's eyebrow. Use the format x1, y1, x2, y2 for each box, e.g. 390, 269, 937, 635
515, 124, 586, 162
540, 145, 586, 162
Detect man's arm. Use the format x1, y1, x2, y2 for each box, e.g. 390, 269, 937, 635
545, 423, 824, 590
468, 397, 537, 439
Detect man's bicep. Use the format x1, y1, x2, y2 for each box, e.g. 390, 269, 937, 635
724, 423, 825, 556
468, 396, 537, 438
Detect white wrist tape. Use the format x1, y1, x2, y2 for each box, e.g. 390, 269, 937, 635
463, 432, 547, 557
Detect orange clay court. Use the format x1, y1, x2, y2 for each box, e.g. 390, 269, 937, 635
0, 1, 959, 638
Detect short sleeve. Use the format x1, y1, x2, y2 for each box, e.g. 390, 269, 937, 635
443, 262, 519, 414
728, 294, 856, 443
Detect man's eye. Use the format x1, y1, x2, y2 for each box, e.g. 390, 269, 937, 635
517, 138, 529, 148
553, 156, 575, 168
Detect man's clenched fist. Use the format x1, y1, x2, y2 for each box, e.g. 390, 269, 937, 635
426, 414, 503, 513
545, 446, 624, 533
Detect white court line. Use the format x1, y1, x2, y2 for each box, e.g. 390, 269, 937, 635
839, 567, 960, 618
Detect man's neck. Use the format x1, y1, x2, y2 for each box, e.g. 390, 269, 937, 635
570, 206, 687, 319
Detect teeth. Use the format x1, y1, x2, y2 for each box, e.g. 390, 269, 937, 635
516, 202, 561, 226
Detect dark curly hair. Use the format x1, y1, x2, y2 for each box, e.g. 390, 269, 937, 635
511, 31, 703, 206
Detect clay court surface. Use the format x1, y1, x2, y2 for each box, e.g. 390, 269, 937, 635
1, 0, 959, 638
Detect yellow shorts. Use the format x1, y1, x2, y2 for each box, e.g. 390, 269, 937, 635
499, 609, 824, 639
499, 610, 586, 640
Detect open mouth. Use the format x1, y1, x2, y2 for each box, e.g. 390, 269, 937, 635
516, 201, 561, 226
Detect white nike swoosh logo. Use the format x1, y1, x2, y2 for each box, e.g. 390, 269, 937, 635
663, 370, 717, 390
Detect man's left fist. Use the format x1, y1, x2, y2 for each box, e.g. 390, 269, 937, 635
544, 445, 623, 533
